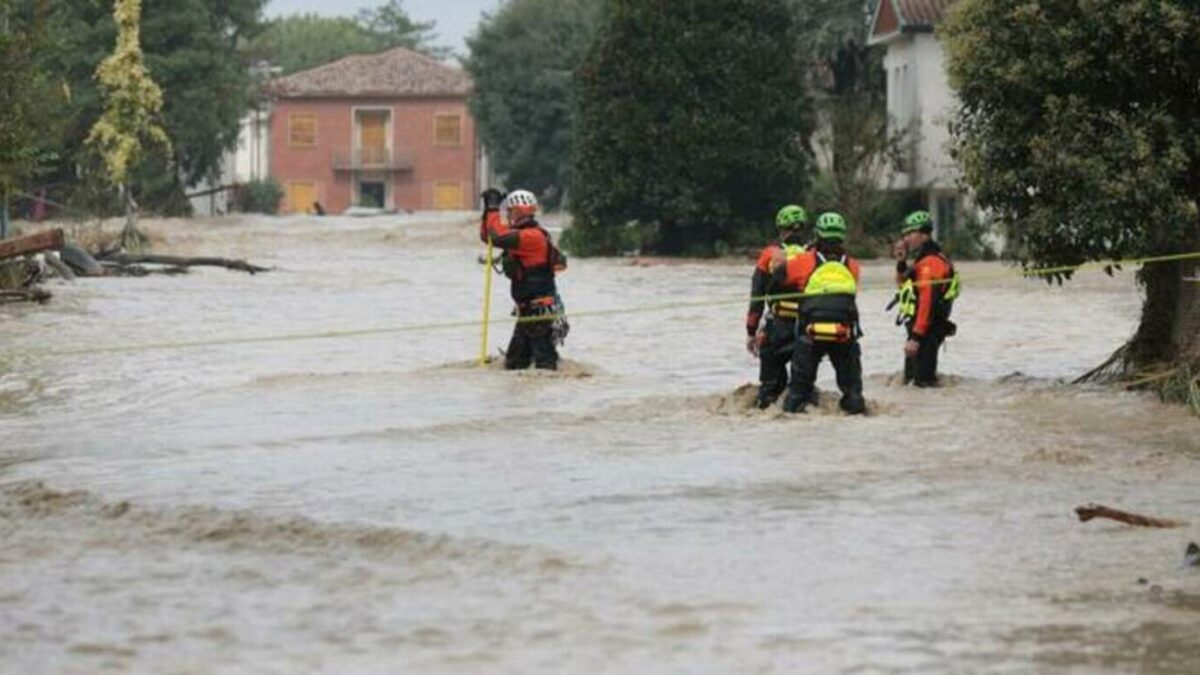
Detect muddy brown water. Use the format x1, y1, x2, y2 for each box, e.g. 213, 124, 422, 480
1, 214, 1199, 673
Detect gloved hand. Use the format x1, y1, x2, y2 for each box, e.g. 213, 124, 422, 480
904, 339, 920, 358
746, 335, 759, 356
481, 188, 505, 211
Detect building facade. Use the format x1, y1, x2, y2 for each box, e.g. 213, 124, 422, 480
868, 0, 966, 235
268, 47, 479, 215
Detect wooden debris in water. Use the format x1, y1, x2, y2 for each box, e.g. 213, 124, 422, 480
1074, 503, 1186, 529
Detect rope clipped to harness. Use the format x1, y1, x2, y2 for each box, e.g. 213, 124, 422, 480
551, 294, 570, 346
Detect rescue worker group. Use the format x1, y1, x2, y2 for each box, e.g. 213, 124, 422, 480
481, 189, 961, 415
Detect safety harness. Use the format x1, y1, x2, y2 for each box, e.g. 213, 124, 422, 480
890, 253, 961, 326
769, 243, 808, 320
801, 251, 860, 344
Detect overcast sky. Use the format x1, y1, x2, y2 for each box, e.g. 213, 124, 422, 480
267, 0, 501, 55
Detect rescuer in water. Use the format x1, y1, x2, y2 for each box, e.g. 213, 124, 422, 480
770, 212, 866, 415
746, 205, 810, 409
480, 188, 568, 370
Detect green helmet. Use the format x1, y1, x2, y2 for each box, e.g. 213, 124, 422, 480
815, 212, 847, 241
902, 210, 933, 234
775, 205, 808, 230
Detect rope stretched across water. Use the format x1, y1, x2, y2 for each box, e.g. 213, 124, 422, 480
32, 249, 1200, 358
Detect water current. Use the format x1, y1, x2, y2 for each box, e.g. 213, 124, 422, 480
1, 214, 1198, 673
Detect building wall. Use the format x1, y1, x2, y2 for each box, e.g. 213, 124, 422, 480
270, 96, 478, 214
912, 34, 959, 192
235, 107, 272, 184
882, 33, 959, 192
880, 31, 980, 238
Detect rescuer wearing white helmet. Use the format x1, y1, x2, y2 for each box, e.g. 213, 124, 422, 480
480, 188, 568, 370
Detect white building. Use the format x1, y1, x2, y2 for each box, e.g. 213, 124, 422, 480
868, 0, 966, 235
187, 109, 272, 217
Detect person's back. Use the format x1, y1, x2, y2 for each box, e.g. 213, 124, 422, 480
771, 213, 865, 415
746, 205, 809, 408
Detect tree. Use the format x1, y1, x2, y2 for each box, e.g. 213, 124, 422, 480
0, 0, 63, 232
571, 0, 814, 255
464, 0, 599, 208
42, 0, 264, 213
249, 1, 445, 76
139, 0, 266, 192
357, 0, 446, 57
246, 14, 381, 75
944, 1, 1200, 399
790, 1, 912, 254
86, 0, 171, 250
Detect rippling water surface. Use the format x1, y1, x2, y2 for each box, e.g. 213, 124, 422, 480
1, 214, 1198, 673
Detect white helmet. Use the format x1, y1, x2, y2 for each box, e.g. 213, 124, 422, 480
504, 190, 538, 211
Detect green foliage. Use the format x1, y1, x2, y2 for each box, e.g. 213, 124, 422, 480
464, 0, 600, 209
944, 0, 1200, 365
86, 0, 171, 188
571, 0, 814, 256
940, 211, 997, 262
944, 0, 1200, 269
247, 15, 381, 75
139, 0, 266, 188
237, 178, 283, 214
42, 0, 263, 211
790, 0, 877, 95
357, 0, 445, 56
249, 1, 445, 75
806, 172, 923, 258
791, 1, 905, 252
0, 0, 64, 201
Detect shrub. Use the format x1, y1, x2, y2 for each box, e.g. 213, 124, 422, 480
238, 179, 283, 215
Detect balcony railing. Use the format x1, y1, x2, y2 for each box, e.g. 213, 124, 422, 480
332, 147, 415, 172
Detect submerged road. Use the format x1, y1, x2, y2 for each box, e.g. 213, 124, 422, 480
1, 214, 1198, 673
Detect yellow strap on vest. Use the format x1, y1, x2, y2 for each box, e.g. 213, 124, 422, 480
944, 271, 962, 301
771, 300, 800, 318
804, 257, 857, 296
897, 279, 917, 319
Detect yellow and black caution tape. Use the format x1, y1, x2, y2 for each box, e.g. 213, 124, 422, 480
27, 249, 1200, 358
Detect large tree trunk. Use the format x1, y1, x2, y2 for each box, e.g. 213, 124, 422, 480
1128, 262, 1185, 368
1170, 258, 1200, 362
1116, 223, 1200, 410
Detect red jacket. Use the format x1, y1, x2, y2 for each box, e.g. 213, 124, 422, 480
746, 242, 780, 335
481, 210, 564, 304
908, 242, 954, 337
774, 247, 862, 291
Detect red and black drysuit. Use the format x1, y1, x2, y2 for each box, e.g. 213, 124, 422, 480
746, 235, 807, 407
481, 209, 566, 370
772, 242, 866, 414
900, 240, 956, 386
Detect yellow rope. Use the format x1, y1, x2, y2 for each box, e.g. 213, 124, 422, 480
33, 249, 1200, 357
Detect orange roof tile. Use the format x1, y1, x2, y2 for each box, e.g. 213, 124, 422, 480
269, 47, 472, 99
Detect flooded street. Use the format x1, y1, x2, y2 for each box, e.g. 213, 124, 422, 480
2, 214, 1199, 673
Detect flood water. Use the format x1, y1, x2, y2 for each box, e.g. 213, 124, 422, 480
2, 214, 1198, 673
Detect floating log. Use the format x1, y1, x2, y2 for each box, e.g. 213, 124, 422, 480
0, 229, 64, 261
60, 243, 106, 277
43, 252, 76, 281
100, 252, 270, 275
1075, 504, 1186, 529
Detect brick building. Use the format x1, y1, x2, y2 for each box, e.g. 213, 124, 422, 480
268, 47, 479, 215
